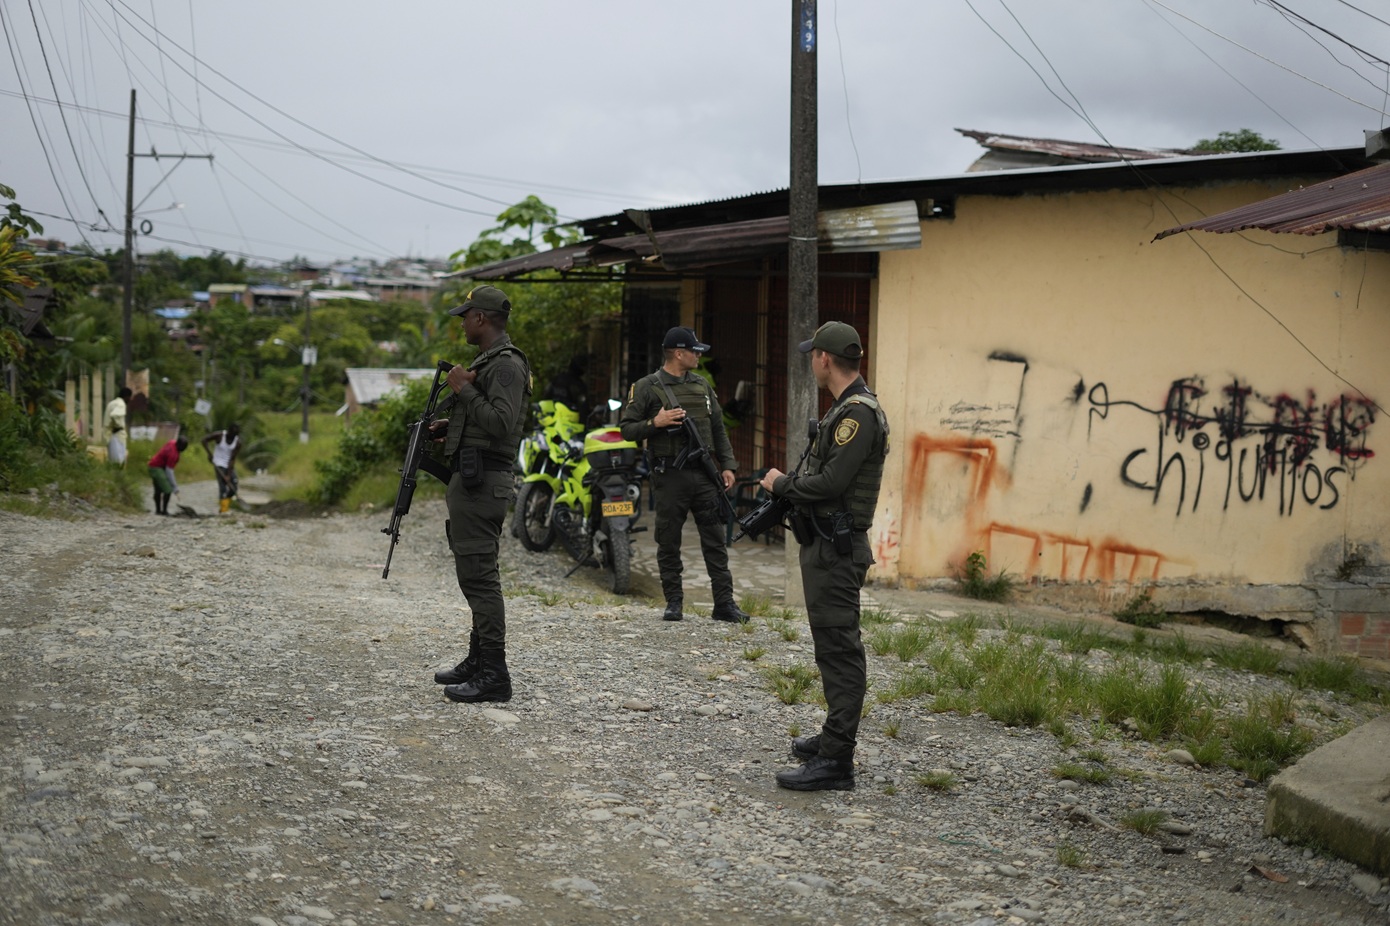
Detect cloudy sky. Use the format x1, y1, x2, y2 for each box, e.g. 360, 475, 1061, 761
2, 0, 1387, 267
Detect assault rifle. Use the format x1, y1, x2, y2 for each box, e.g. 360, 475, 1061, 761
381, 359, 456, 579
731, 419, 819, 543
658, 380, 736, 527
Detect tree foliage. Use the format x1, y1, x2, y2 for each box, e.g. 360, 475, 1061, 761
1193, 129, 1280, 153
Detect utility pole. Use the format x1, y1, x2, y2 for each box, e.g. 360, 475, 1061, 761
786, 0, 818, 605
300, 291, 314, 443
121, 89, 213, 385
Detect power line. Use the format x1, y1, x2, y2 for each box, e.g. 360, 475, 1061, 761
104, 0, 525, 218
0, 3, 92, 249
831, 0, 862, 184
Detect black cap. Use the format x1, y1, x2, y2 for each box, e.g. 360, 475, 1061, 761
448, 285, 511, 316
798, 321, 863, 360
662, 326, 709, 353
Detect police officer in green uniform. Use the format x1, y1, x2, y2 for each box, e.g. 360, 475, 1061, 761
620, 327, 750, 624
760, 321, 889, 791
429, 285, 532, 703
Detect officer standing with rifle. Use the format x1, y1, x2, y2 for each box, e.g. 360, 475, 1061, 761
620, 327, 749, 624
759, 322, 889, 791
428, 285, 531, 703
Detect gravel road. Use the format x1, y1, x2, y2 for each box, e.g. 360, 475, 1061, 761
1, 490, 1387, 926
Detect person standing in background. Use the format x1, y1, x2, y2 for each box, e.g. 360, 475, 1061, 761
147, 435, 189, 516
105, 387, 132, 466
201, 424, 240, 515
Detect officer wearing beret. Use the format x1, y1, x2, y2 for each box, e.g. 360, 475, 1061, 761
429, 285, 532, 703
760, 321, 889, 791
620, 327, 750, 624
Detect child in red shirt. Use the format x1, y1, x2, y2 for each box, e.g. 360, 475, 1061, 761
148, 436, 189, 516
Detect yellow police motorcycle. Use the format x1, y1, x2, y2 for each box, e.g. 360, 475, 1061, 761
516, 400, 644, 594
510, 400, 583, 544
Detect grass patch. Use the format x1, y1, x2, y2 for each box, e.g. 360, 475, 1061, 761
1052, 761, 1112, 785
1120, 808, 1168, 835
955, 551, 1012, 602
915, 770, 958, 792
1212, 642, 1284, 676
1048, 622, 1110, 655
1056, 840, 1087, 868
1113, 588, 1166, 628
868, 625, 935, 662
976, 641, 1057, 728
882, 719, 901, 738
876, 669, 938, 703
741, 595, 774, 617
765, 663, 820, 705
1225, 695, 1315, 781
1292, 657, 1368, 697
860, 606, 896, 626
931, 690, 973, 714
741, 646, 768, 661
942, 614, 982, 646
770, 620, 800, 643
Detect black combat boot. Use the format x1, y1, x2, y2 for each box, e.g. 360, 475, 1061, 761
790, 734, 820, 760
712, 600, 750, 624
662, 599, 683, 622
775, 755, 855, 792
444, 649, 512, 703
434, 633, 481, 685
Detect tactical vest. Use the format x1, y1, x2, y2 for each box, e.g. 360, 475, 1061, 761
647, 372, 717, 459
803, 392, 890, 528
445, 343, 532, 462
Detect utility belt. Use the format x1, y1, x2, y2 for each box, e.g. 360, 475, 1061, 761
787, 509, 865, 554
650, 455, 701, 474
454, 446, 514, 486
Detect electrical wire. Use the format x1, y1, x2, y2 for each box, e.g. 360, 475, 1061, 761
1140, 0, 1321, 150
831, 0, 862, 185
104, 0, 533, 218
0, 2, 92, 249
967, 0, 1383, 415
1145, 0, 1388, 118
1260, 0, 1390, 98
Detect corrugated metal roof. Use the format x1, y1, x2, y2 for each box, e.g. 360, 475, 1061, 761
344, 368, 436, 406
956, 128, 1204, 163
449, 202, 922, 279
1156, 162, 1390, 238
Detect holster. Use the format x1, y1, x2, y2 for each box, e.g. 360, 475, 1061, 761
788, 510, 815, 546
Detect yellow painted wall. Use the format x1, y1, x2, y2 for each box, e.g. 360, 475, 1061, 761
869, 179, 1390, 589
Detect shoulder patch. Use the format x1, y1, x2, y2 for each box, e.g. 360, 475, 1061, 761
627, 382, 636, 402
834, 418, 860, 446
497, 364, 515, 388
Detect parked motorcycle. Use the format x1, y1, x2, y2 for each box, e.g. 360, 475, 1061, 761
517, 399, 644, 594
510, 400, 584, 544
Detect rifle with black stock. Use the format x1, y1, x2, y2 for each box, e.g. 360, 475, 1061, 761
657, 380, 736, 526
381, 359, 455, 579
731, 418, 819, 543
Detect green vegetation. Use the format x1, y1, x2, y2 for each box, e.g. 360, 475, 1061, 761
956, 551, 1012, 602
1211, 641, 1283, 675
741, 646, 768, 661
1053, 760, 1113, 785
1193, 128, 1280, 153
915, 770, 958, 792
867, 624, 935, 662
1120, 808, 1169, 835
1113, 588, 1166, 628
1056, 840, 1087, 868
765, 663, 821, 705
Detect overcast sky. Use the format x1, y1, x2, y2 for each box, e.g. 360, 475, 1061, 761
3, 0, 1388, 268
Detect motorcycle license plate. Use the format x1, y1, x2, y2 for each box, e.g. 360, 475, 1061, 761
601, 500, 635, 517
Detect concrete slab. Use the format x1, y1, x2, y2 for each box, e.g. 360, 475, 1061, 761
1265, 714, 1390, 877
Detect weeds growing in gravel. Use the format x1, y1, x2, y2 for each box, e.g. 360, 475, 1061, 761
916, 771, 958, 791
1226, 695, 1314, 781
882, 719, 901, 738
741, 646, 767, 661
876, 670, 938, 703
1056, 841, 1087, 868
869, 625, 934, 662
741, 595, 774, 617
1121, 808, 1168, 835
860, 606, 895, 626
1212, 642, 1284, 675
765, 663, 820, 705
1293, 656, 1365, 696
943, 613, 982, 646
1052, 761, 1112, 785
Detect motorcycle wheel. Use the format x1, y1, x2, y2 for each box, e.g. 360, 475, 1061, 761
516, 482, 556, 552
606, 530, 632, 595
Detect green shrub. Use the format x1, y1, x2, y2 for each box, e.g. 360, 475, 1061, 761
956, 551, 1012, 602
313, 376, 433, 505
1114, 588, 1166, 628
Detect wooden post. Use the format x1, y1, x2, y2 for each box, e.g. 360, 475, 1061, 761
64, 378, 76, 437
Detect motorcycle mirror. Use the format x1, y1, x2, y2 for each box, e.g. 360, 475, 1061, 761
607, 398, 622, 411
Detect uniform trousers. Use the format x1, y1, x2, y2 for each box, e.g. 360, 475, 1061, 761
799, 532, 873, 761
651, 467, 734, 605
445, 469, 514, 650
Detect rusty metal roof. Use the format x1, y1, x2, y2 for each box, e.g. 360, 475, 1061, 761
449, 201, 922, 279
1156, 162, 1390, 238
956, 128, 1204, 164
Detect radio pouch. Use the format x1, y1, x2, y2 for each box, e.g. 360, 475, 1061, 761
456, 446, 483, 487
831, 513, 855, 555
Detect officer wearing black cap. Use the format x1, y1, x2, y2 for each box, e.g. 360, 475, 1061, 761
620, 326, 750, 624
759, 321, 889, 791
429, 285, 532, 703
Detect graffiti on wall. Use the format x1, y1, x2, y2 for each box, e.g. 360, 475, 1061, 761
1088, 377, 1376, 517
